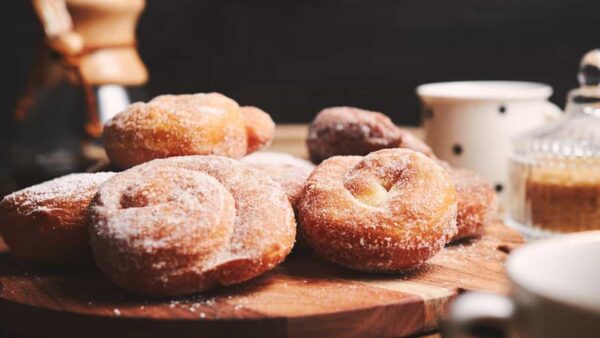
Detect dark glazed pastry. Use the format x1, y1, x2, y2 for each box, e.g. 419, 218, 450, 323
307, 106, 434, 163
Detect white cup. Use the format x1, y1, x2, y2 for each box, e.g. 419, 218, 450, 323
417, 81, 561, 206
443, 231, 600, 338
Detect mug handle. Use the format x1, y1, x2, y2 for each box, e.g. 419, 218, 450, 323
442, 292, 514, 338
544, 101, 563, 122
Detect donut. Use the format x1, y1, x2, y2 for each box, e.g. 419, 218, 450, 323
0, 172, 114, 267
103, 93, 274, 169
241, 151, 315, 208
449, 168, 496, 241
297, 149, 457, 272
89, 155, 296, 296
241, 106, 275, 153
307, 106, 434, 163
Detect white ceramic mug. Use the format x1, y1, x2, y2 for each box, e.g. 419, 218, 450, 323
443, 231, 600, 338
416, 81, 561, 205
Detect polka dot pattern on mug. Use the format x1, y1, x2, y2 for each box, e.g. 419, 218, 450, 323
452, 144, 463, 155
495, 183, 504, 193
422, 107, 434, 119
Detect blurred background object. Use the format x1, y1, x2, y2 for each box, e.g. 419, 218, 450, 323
1, 0, 147, 196
508, 49, 600, 238
4, 0, 600, 126
418, 80, 560, 207
443, 231, 600, 338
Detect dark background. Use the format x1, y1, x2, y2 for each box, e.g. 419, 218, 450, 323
3, 0, 600, 130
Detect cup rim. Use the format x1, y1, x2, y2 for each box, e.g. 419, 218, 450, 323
506, 231, 600, 313
416, 81, 553, 102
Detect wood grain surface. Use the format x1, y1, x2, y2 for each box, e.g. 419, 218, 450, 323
0, 221, 522, 338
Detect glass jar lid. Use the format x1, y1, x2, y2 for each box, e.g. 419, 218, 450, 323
512, 49, 600, 166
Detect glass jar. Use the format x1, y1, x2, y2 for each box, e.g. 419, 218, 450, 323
507, 49, 600, 238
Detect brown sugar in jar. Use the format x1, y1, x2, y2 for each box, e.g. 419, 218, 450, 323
522, 164, 600, 233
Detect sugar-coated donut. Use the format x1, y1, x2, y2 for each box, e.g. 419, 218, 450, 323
307, 106, 434, 163
89, 155, 296, 296
450, 168, 496, 241
298, 149, 457, 272
242, 151, 315, 208
241, 106, 275, 153
103, 93, 274, 169
0, 172, 114, 267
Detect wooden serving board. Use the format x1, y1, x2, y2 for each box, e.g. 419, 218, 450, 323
0, 221, 522, 338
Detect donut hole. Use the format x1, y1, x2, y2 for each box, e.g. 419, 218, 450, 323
345, 179, 390, 207
344, 157, 409, 207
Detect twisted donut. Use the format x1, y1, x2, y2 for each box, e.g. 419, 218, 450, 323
103, 93, 274, 169
242, 151, 315, 208
298, 149, 457, 272
241, 106, 275, 153
307, 106, 434, 163
89, 156, 296, 296
0, 172, 114, 267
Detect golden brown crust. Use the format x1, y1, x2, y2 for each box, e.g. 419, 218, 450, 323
450, 168, 496, 241
103, 93, 248, 169
241, 106, 275, 154
89, 156, 296, 296
297, 149, 457, 272
0, 173, 114, 267
307, 107, 434, 163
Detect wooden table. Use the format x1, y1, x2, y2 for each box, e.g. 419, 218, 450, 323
0, 223, 521, 338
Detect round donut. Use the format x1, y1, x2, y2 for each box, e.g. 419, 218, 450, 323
241, 106, 275, 153
0, 172, 114, 267
298, 149, 457, 272
450, 168, 496, 241
103, 93, 254, 169
242, 151, 315, 208
307, 106, 434, 163
89, 155, 296, 296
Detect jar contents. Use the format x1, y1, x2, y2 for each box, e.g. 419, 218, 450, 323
509, 158, 600, 236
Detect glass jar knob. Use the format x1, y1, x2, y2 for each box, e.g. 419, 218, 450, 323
578, 49, 600, 87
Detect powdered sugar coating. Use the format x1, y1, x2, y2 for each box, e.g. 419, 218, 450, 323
89, 155, 296, 296
103, 93, 248, 169
0, 172, 115, 266
307, 107, 434, 163
2, 173, 114, 215
241, 106, 275, 153
298, 149, 457, 272
450, 168, 496, 241
242, 151, 315, 207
